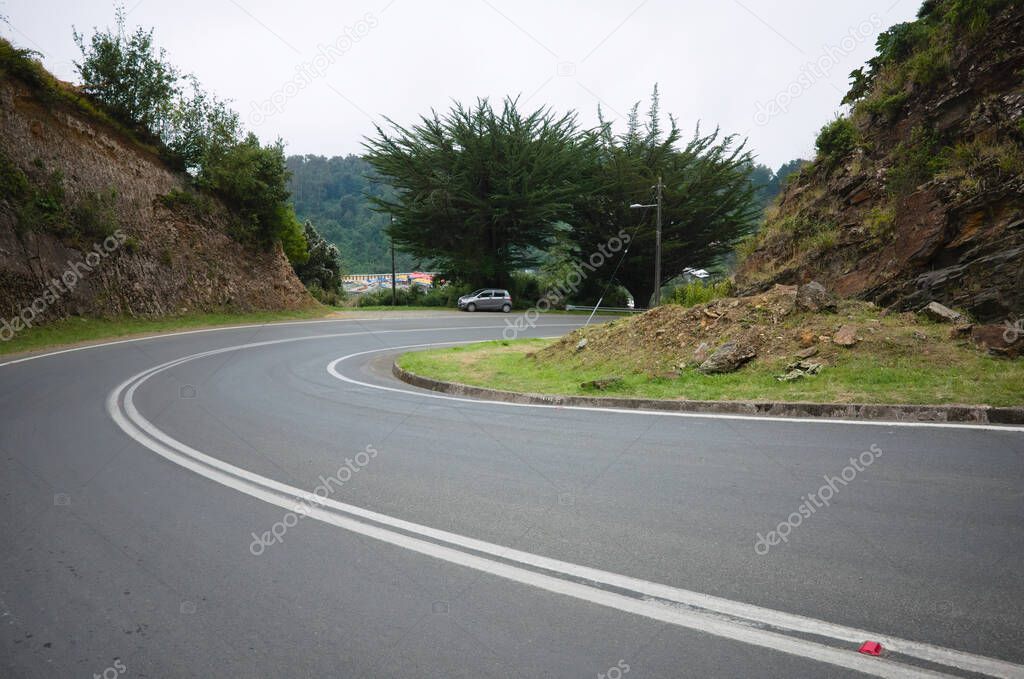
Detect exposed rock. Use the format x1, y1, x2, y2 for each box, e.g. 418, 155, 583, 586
777, 359, 824, 382
698, 342, 756, 374
575, 338, 588, 352
950, 323, 974, 338
919, 301, 966, 324
0, 78, 313, 322
913, 331, 928, 341
795, 281, 838, 313
581, 376, 623, 390
733, 4, 1024, 323
833, 325, 859, 347
971, 324, 1023, 358
795, 346, 819, 359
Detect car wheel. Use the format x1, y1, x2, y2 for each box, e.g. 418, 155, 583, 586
501, 303, 511, 313
467, 303, 476, 312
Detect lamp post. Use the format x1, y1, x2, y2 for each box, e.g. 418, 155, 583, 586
629, 174, 664, 306
390, 216, 397, 307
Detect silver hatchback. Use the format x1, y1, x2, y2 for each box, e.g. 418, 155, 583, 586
457, 289, 513, 312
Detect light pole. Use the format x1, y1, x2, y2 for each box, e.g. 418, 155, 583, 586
390, 216, 397, 307
629, 174, 664, 306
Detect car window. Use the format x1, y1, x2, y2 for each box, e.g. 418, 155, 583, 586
477, 291, 492, 298
469, 289, 486, 297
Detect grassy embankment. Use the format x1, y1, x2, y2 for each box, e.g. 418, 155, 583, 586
398, 298, 1024, 407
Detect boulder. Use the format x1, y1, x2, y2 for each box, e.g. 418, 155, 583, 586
581, 376, 623, 390
698, 342, 756, 374
795, 281, 838, 313
919, 301, 965, 324
971, 324, 1022, 358
833, 325, 858, 347
795, 346, 819, 359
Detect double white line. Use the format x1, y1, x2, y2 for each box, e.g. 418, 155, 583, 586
107, 331, 1024, 678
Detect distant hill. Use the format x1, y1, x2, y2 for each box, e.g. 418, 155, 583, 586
286, 154, 416, 272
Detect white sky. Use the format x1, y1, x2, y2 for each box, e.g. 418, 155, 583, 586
1, 0, 919, 169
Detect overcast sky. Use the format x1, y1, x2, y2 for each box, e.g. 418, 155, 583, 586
2, 0, 919, 169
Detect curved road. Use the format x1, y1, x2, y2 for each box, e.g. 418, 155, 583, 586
1, 313, 1022, 678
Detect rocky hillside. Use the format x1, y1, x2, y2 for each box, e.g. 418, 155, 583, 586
0, 63, 311, 327
735, 0, 1024, 322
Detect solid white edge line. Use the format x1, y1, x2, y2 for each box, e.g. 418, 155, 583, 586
103, 333, 1024, 677
328, 341, 1024, 432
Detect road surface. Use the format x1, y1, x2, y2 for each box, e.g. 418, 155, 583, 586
1, 313, 1022, 678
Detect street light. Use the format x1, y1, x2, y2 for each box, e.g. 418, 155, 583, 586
390, 215, 397, 307
629, 175, 664, 306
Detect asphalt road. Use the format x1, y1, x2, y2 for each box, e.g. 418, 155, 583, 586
1, 312, 1022, 678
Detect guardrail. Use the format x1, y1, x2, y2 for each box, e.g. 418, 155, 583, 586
565, 305, 646, 313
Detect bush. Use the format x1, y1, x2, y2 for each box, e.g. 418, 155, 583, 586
70, 188, 119, 240
668, 280, 733, 307
197, 133, 307, 262
293, 222, 341, 294
887, 125, 943, 196
815, 117, 857, 163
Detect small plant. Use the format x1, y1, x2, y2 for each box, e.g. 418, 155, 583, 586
887, 125, 943, 196
815, 116, 858, 163
70, 188, 119, 240
864, 205, 897, 242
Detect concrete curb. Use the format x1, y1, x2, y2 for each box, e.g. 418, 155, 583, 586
392, 362, 1024, 425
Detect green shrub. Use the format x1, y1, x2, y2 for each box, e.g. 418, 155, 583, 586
864, 205, 897, 241
815, 117, 857, 163
668, 279, 733, 307
907, 44, 951, 87
887, 126, 943, 196
70, 188, 119, 240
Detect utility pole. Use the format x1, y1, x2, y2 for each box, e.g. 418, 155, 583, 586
654, 175, 663, 306
390, 216, 397, 307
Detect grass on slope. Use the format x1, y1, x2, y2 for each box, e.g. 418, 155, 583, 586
398, 297, 1024, 411
0, 308, 339, 357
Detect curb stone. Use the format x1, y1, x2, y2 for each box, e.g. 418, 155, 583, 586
392, 362, 1024, 425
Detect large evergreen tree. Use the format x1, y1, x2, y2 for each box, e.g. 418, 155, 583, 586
364, 98, 595, 287
571, 88, 760, 306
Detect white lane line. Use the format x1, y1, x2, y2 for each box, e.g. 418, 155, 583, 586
105, 337, 1024, 678
328, 341, 1024, 433
0, 314, 554, 369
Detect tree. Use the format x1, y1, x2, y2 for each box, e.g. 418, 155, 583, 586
293, 221, 342, 293
570, 87, 760, 306
364, 97, 595, 287
73, 5, 178, 133
198, 133, 307, 263
163, 76, 241, 174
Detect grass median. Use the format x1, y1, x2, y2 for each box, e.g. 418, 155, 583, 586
397, 337, 1024, 407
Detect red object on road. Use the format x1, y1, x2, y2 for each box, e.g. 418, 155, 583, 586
859, 641, 883, 656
